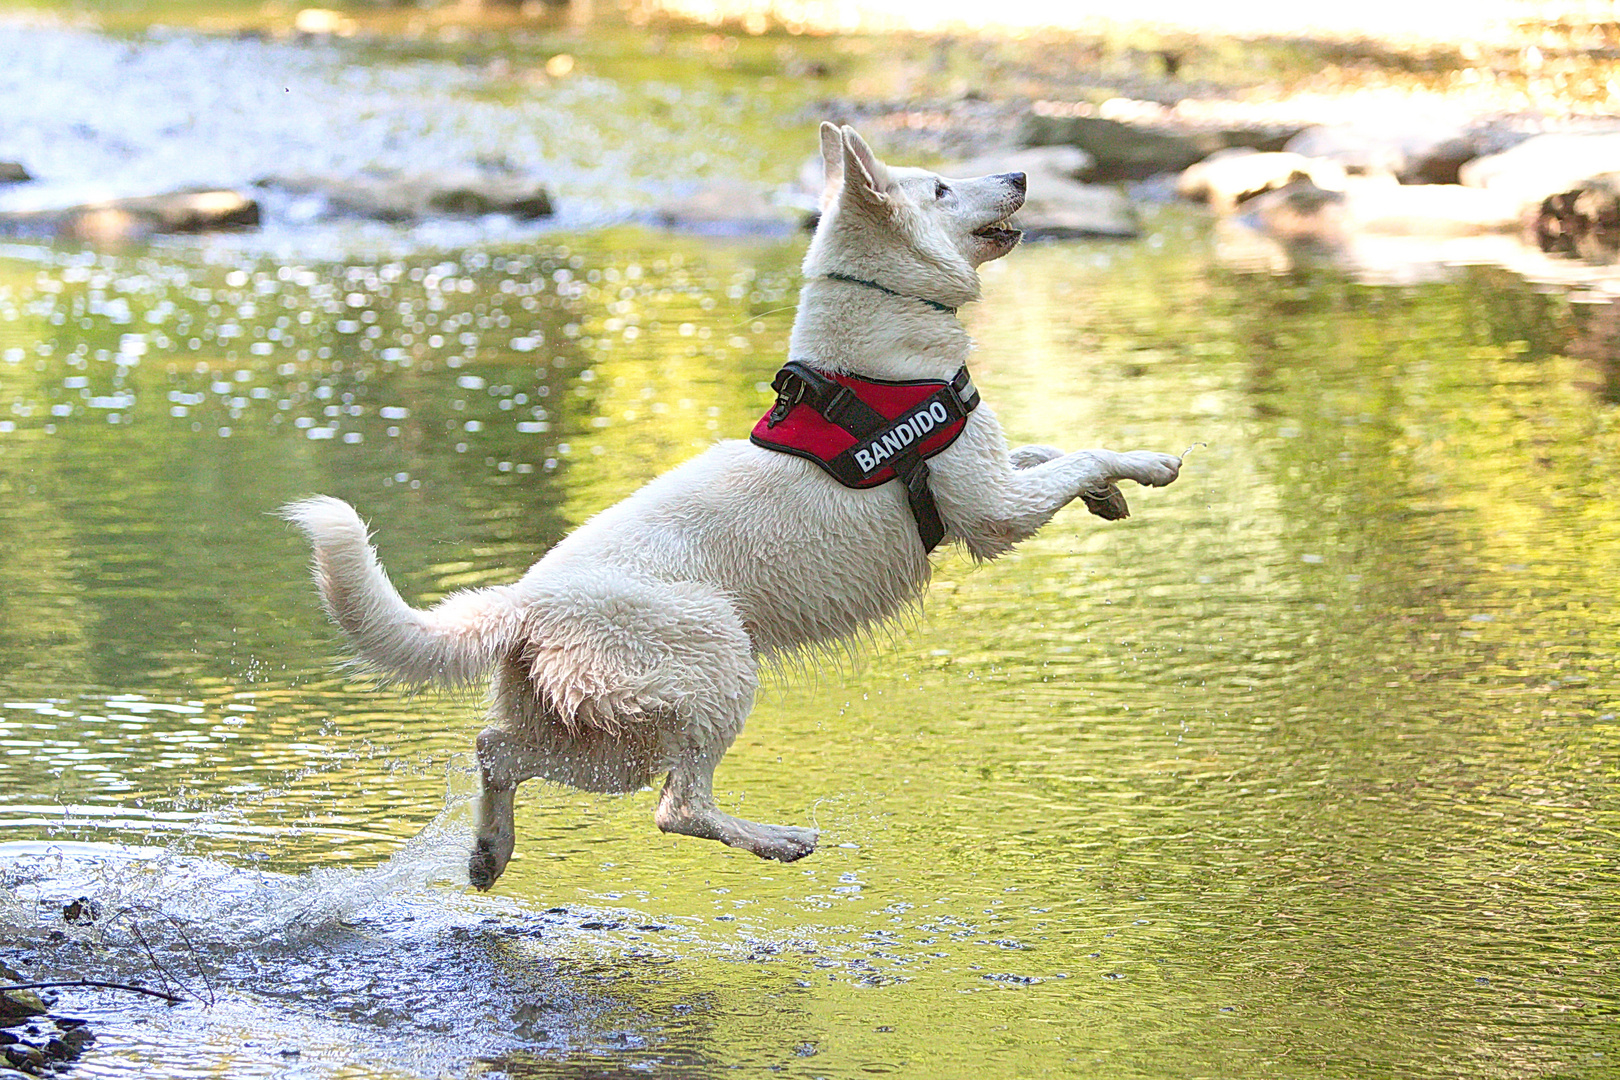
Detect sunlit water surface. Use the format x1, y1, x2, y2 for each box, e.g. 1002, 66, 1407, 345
0, 29, 1617, 1077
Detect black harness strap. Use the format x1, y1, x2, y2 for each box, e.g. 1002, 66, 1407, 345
766, 361, 979, 553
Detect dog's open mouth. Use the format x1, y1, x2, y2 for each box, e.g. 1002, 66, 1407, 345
973, 219, 1021, 243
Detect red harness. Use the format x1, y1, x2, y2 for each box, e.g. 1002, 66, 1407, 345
749, 361, 980, 552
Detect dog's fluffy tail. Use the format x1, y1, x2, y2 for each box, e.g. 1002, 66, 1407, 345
280, 496, 523, 687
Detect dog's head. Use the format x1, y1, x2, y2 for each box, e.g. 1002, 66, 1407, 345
805, 123, 1026, 310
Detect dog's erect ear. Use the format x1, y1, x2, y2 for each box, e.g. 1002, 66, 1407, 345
839, 125, 893, 209
819, 121, 843, 195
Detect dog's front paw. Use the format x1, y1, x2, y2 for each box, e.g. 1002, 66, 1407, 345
1081, 484, 1130, 520
1121, 451, 1182, 488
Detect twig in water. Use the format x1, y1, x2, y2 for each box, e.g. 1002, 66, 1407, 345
155, 914, 216, 1007
0, 980, 184, 1004
129, 922, 195, 1005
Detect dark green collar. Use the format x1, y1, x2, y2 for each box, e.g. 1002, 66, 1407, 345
824, 272, 957, 315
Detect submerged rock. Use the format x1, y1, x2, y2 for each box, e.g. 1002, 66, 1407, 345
0, 1015, 93, 1074
0, 959, 95, 1077
1238, 175, 1521, 252
647, 179, 802, 236
1244, 179, 1349, 248
1536, 173, 1620, 261
0, 189, 259, 243
260, 169, 554, 222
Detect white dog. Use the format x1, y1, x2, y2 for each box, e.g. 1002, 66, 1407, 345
282, 124, 1181, 891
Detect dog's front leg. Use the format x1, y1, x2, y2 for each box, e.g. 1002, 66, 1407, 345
1008, 444, 1064, 469
655, 746, 818, 862
1010, 443, 1133, 515
951, 448, 1181, 559
1010, 447, 1180, 534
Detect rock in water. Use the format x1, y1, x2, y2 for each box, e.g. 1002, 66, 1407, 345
0, 986, 47, 1023
1179, 149, 1348, 213
1536, 173, 1620, 261
950, 146, 1138, 239
259, 170, 554, 222
0, 189, 259, 243
1461, 131, 1620, 209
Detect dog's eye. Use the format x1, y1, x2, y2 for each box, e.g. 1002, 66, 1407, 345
934, 180, 949, 200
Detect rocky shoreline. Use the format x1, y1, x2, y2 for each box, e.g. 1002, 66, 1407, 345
9, 88, 1620, 279
0, 963, 94, 1079
2, 11, 1620, 298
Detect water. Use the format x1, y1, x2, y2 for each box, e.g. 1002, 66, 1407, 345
2, 18, 1619, 1080
0, 18, 819, 236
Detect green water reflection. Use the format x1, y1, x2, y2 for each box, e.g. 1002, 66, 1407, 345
1, 217, 1617, 1078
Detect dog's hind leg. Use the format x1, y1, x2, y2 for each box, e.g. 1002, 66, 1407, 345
655, 743, 819, 862
469, 726, 533, 891
468, 712, 666, 890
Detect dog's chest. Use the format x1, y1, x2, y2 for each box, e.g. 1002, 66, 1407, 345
731, 530, 927, 657
725, 461, 934, 655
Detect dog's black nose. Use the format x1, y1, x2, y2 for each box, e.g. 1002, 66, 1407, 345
1001, 172, 1027, 194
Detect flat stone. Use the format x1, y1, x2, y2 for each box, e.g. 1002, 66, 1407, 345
1179, 148, 1348, 212
1460, 130, 1620, 209
951, 146, 1137, 239
1238, 175, 1522, 252
1018, 110, 1295, 182
1344, 178, 1522, 235
1019, 113, 1209, 180
1281, 119, 1513, 184
647, 179, 801, 236
950, 144, 1094, 183
1015, 182, 1138, 240
0, 188, 259, 243
0, 163, 28, 185
262, 169, 553, 222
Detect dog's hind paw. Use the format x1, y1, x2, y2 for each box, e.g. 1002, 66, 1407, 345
468, 838, 504, 892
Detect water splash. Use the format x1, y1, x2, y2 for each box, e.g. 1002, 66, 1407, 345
0, 760, 478, 948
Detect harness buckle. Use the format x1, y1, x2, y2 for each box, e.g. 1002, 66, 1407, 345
766, 369, 805, 428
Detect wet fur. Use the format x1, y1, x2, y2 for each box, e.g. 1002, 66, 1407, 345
281, 125, 1182, 891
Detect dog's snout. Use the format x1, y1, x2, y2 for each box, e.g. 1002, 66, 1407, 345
1001, 172, 1027, 194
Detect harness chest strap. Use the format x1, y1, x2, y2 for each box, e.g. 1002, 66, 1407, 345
748, 361, 980, 553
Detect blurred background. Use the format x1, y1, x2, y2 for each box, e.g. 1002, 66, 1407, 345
0, 2, 1617, 1078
